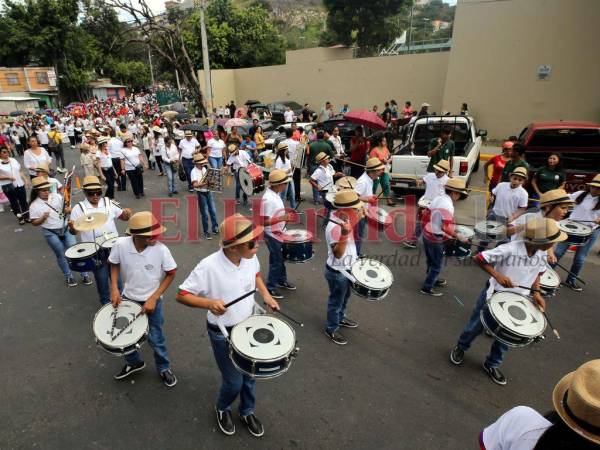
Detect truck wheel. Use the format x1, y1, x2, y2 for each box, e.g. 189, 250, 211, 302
473, 153, 480, 172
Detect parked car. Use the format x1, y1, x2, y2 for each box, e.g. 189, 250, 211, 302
321, 115, 376, 157
234, 120, 277, 139
390, 115, 486, 194
267, 101, 314, 124
264, 122, 317, 150
517, 121, 600, 192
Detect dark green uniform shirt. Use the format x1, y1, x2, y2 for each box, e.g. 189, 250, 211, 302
426, 138, 455, 172
501, 159, 530, 182
308, 139, 335, 166
534, 166, 565, 193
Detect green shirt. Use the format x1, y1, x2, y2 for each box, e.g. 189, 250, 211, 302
534, 166, 565, 193
308, 139, 335, 165
501, 159, 529, 182
426, 138, 455, 172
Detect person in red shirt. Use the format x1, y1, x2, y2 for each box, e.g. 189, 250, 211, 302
349, 126, 369, 179
483, 141, 512, 192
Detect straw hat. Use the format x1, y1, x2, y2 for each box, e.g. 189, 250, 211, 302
31, 176, 52, 190
335, 176, 357, 190
315, 152, 330, 164
510, 166, 528, 179
277, 141, 288, 152
97, 136, 109, 145
125, 211, 166, 237
122, 133, 134, 143
539, 189, 574, 208
152, 125, 162, 134
586, 174, 600, 188
445, 178, 469, 199
268, 169, 291, 186
552, 359, 600, 445
228, 144, 238, 153
333, 190, 364, 209
193, 153, 207, 164
523, 218, 567, 245
82, 175, 102, 191
35, 162, 50, 174
184, 130, 193, 137
220, 213, 264, 249
433, 159, 450, 173
365, 157, 385, 172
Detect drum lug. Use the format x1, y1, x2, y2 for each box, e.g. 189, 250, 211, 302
291, 347, 300, 358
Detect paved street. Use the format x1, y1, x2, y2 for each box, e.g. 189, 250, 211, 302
2, 147, 599, 450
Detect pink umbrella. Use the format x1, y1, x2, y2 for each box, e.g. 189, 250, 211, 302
344, 110, 386, 130
225, 118, 248, 128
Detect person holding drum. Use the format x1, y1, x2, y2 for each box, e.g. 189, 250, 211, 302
310, 152, 344, 225
176, 214, 280, 437
260, 169, 297, 299
68, 176, 132, 305
551, 174, 600, 292
354, 158, 385, 254
420, 178, 469, 296
191, 153, 220, 240
226, 144, 252, 206
28, 176, 92, 288
450, 218, 567, 386
108, 211, 178, 387
34, 163, 62, 194
323, 190, 364, 345
274, 142, 297, 210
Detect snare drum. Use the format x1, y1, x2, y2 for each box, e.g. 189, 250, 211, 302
474, 220, 506, 242
417, 197, 431, 209
480, 292, 546, 348
93, 300, 149, 356
95, 232, 119, 264
557, 219, 592, 246
229, 314, 298, 379
349, 258, 394, 301
444, 225, 474, 259
325, 190, 337, 205
540, 267, 560, 297
239, 163, 265, 196
281, 229, 313, 263
65, 242, 99, 272
366, 206, 392, 230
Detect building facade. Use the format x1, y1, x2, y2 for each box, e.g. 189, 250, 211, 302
0, 67, 58, 108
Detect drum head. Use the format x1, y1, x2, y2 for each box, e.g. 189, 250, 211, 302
367, 207, 392, 225
487, 292, 546, 338
557, 220, 592, 236
540, 267, 560, 288
475, 220, 506, 235
65, 242, 98, 258
325, 192, 336, 204
454, 225, 474, 240
95, 232, 119, 245
93, 301, 149, 350
239, 167, 255, 196
230, 315, 295, 361
101, 236, 119, 250
418, 197, 431, 208
351, 258, 394, 289
282, 229, 313, 243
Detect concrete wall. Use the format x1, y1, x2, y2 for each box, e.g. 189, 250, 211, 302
442, 0, 600, 139
285, 47, 354, 65
200, 68, 236, 109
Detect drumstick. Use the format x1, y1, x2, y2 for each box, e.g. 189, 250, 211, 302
542, 311, 560, 340
317, 214, 346, 227
515, 285, 543, 294
334, 157, 365, 169
263, 304, 304, 327
224, 289, 257, 308
553, 262, 586, 285
111, 311, 143, 341
110, 304, 119, 339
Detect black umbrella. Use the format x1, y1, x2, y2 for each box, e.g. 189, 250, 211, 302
182, 123, 210, 132
175, 112, 189, 120
250, 103, 269, 109
9, 110, 26, 117
245, 99, 261, 106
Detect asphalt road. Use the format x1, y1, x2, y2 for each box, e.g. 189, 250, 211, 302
2, 146, 599, 450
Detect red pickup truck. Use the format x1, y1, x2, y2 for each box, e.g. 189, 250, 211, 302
519, 121, 600, 192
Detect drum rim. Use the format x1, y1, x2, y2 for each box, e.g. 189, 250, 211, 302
351, 287, 390, 301
486, 293, 546, 338
229, 314, 296, 361
454, 225, 475, 239
101, 236, 119, 249
282, 229, 313, 242
366, 207, 392, 224
65, 242, 99, 258
229, 348, 294, 379
480, 308, 534, 347
540, 268, 560, 287
557, 219, 593, 235
474, 220, 506, 233
350, 258, 394, 289
93, 301, 149, 350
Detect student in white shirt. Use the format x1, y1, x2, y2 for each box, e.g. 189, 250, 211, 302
259, 169, 296, 299
108, 132, 126, 191
226, 145, 252, 205
176, 213, 279, 438
281, 129, 302, 202
191, 153, 219, 239
178, 130, 200, 191
450, 218, 567, 386
0, 147, 29, 224
274, 142, 297, 210
552, 174, 600, 292
34, 163, 62, 194
119, 133, 147, 199
108, 211, 178, 387
161, 136, 180, 196
28, 177, 91, 287
152, 126, 165, 176
310, 152, 344, 223
353, 158, 384, 254
420, 178, 469, 296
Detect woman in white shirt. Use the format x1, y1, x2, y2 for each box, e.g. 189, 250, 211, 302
207, 135, 226, 169
97, 137, 117, 199
0, 147, 29, 223
141, 125, 153, 169
274, 143, 297, 210
152, 126, 165, 176
328, 127, 345, 172
23, 136, 52, 179
119, 133, 147, 199
161, 136, 180, 196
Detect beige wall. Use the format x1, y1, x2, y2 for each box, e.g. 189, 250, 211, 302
199, 68, 236, 110
285, 47, 354, 64
442, 0, 600, 139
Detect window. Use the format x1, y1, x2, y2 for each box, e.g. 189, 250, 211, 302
36, 72, 49, 84
6, 73, 19, 85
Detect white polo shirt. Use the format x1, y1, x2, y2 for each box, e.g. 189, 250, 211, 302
190, 166, 208, 192
207, 138, 226, 158
482, 406, 551, 450
428, 193, 454, 236
179, 249, 260, 327
354, 172, 373, 198
284, 138, 299, 165
70, 197, 123, 242
107, 137, 123, 159
120, 146, 141, 171
108, 237, 177, 302
509, 211, 542, 241
179, 138, 200, 159
227, 150, 251, 171
492, 182, 528, 219
260, 187, 286, 237
422, 172, 448, 200
325, 213, 357, 270
479, 240, 547, 299
284, 110, 294, 123
569, 191, 600, 229
311, 164, 335, 192
29, 193, 64, 229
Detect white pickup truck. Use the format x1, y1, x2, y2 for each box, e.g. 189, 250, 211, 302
390, 115, 487, 193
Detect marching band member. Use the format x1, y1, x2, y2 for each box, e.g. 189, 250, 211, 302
28, 176, 92, 287
35, 163, 63, 194
226, 143, 252, 206
108, 211, 178, 387
450, 218, 567, 386
176, 214, 279, 437
0, 146, 29, 224
259, 169, 296, 299
353, 158, 384, 255
190, 153, 219, 240
420, 178, 469, 296
552, 174, 600, 292
310, 152, 343, 225
274, 142, 297, 210
323, 190, 364, 345
68, 176, 132, 305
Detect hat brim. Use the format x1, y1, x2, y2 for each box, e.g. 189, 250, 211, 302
221, 224, 264, 249
510, 172, 528, 179
366, 164, 385, 172
269, 176, 291, 186
553, 372, 600, 445
433, 164, 449, 173
83, 184, 103, 190
586, 181, 600, 188
446, 187, 469, 199
333, 199, 364, 210
524, 230, 568, 245
33, 182, 52, 190
126, 224, 167, 237
316, 156, 331, 163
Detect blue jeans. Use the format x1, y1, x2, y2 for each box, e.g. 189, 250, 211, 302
457, 283, 508, 368
208, 327, 256, 415
92, 264, 122, 305
197, 191, 219, 234
125, 299, 170, 374
308, 163, 321, 203
355, 217, 366, 255
265, 234, 287, 290
422, 237, 444, 291
234, 169, 248, 203
181, 157, 194, 190
209, 156, 223, 169
280, 181, 297, 210
43, 228, 88, 279
553, 228, 600, 283
324, 267, 352, 333
164, 162, 177, 193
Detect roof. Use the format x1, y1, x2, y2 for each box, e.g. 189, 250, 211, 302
0, 96, 39, 101
91, 84, 127, 89
528, 121, 600, 129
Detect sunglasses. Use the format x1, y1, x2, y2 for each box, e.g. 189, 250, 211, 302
86, 191, 102, 196
247, 239, 258, 250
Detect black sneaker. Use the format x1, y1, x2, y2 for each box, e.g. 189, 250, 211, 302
434, 278, 447, 287
561, 280, 583, 292
240, 413, 264, 438
66, 277, 77, 287
215, 407, 235, 436
324, 330, 347, 345
277, 281, 297, 291
402, 240, 417, 249
204, 232, 212, 240
161, 369, 177, 387
114, 361, 146, 380
420, 288, 443, 297
212, 228, 219, 235
268, 289, 284, 299
339, 318, 358, 328
82, 275, 93, 285
483, 363, 507, 386
450, 346, 464, 365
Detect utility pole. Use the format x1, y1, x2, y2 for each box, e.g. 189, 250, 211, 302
168, 34, 182, 100
199, 0, 213, 115
407, 2, 414, 54
148, 48, 155, 89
